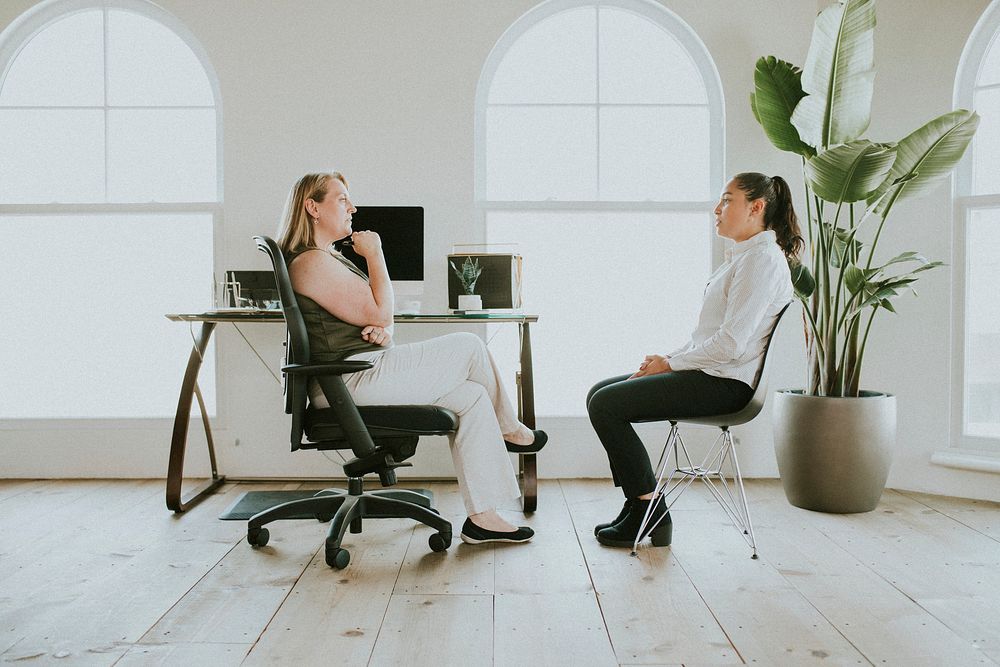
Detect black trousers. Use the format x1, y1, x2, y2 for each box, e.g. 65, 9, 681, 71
586, 371, 754, 499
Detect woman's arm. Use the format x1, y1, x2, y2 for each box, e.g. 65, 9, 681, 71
669, 252, 786, 371
289, 238, 394, 327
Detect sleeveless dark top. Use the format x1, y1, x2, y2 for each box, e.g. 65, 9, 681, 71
285, 247, 386, 362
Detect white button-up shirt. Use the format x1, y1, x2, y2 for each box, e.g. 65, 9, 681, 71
667, 230, 792, 387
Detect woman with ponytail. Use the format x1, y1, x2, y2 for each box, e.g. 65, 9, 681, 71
586, 172, 801, 549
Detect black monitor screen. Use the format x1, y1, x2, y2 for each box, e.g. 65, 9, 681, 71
338, 206, 424, 281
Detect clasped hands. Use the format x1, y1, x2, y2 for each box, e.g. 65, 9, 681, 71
629, 354, 672, 379
361, 325, 391, 346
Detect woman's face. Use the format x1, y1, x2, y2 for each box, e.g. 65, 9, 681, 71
307, 178, 356, 242
714, 179, 763, 243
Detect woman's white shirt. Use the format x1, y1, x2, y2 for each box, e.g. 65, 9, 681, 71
667, 230, 792, 387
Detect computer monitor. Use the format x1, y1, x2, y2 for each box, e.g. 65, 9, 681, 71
338, 206, 424, 296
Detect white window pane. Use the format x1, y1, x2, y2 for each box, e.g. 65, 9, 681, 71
965, 209, 1000, 438
600, 106, 710, 201
0, 109, 104, 203
486, 106, 597, 201
0, 10, 104, 107
107, 109, 217, 202
598, 7, 707, 104
972, 88, 1000, 196
977, 31, 1000, 87
0, 214, 215, 419
106, 10, 214, 106
488, 7, 596, 104
486, 211, 711, 416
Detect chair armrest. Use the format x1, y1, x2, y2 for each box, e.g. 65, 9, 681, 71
282, 360, 374, 376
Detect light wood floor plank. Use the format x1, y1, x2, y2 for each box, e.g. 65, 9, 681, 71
138, 515, 318, 645
494, 591, 618, 667
752, 481, 992, 665
799, 488, 1000, 663
115, 641, 250, 666
367, 594, 493, 667
393, 481, 496, 595
242, 519, 412, 665
561, 480, 741, 665
667, 485, 870, 665
2, 478, 1000, 666
0, 481, 245, 663
495, 481, 592, 595
899, 489, 1000, 542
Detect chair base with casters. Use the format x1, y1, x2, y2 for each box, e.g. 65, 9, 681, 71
632, 303, 790, 559
633, 421, 757, 559
247, 474, 452, 570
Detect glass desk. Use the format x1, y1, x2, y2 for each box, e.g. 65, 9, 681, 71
164, 310, 540, 513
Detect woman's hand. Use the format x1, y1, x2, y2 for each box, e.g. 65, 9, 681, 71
629, 354, 672, 379
362, 325, 391, 347
350, 230, 383, 259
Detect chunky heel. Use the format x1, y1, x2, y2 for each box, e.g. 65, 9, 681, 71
650, 520, 672, 547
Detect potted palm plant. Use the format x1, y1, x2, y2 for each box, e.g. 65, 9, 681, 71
750, 0, 979, 512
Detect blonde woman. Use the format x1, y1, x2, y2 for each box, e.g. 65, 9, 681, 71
277, 172, 546, 544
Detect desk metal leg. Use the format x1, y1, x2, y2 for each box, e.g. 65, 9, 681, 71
166, 322, 225, 512
517, 322, 538, 513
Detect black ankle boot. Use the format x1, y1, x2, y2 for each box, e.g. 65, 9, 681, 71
596, 497, 671, 548
594, 498, 633, 536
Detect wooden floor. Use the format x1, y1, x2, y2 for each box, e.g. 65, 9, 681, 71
1, 478, 999, 666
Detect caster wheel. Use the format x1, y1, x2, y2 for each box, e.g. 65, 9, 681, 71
326, 547, 351, 569
315, 513, 333, 523
428, 531, 451, 553
247, 527, 269, 547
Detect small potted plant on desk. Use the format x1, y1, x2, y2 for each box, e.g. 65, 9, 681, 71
451, 256, 484, 311
750, 0, 979, 512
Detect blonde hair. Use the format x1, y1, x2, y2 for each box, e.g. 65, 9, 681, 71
276, 171, 349, 254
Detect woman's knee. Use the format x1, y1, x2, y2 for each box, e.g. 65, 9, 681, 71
587, 385, 619, 420
586, 375, 628, 411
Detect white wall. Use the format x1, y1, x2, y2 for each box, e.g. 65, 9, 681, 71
2, 0, 999, 502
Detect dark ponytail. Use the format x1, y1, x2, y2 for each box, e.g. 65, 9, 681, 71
733, 172, 804, 260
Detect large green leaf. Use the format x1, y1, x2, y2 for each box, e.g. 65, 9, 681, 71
805, 140, 896, 203
790, 261, 816, 299
792, 0, 876, 149
751, 56, 815, 157
868, 109, 980, 215
819, 221, 866, 268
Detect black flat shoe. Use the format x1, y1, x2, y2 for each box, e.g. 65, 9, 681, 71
460, 517, 534, 544
594, 498, 634, 536
596, 497, 672, 548
504, 429, 548, 453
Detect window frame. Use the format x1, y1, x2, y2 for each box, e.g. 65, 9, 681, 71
473, 0, 724, 418
0, 0, 224, 428
951, 0, 1000, 452
474, 0, 725, 211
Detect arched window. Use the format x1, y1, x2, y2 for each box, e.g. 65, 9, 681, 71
0, 0, 220, 420
953, 0, 1000, 451
476, 0, 723, 416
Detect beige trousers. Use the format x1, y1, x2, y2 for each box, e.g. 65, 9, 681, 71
311, 332, 522, 515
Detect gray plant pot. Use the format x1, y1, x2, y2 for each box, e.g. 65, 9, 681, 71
772, 390, 896, 513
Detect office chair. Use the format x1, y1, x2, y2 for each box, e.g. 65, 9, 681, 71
632, 303, 791, 559
249, 235, 456, 569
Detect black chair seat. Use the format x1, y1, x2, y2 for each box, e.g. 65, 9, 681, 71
305, 405, 459, 442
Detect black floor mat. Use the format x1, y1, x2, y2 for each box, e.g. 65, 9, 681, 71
219, 489, 330, 520
218, 488, 435, 520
